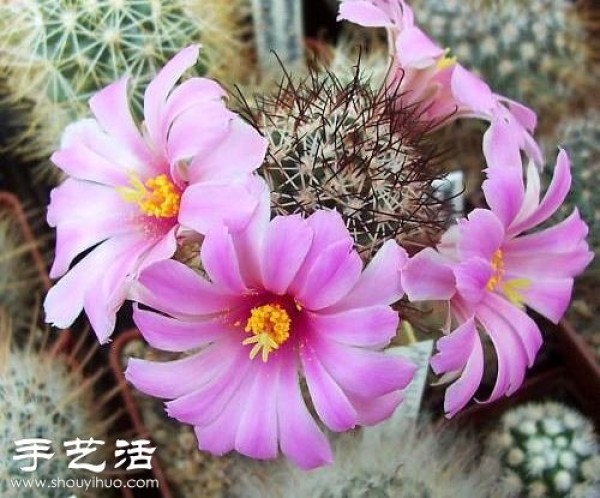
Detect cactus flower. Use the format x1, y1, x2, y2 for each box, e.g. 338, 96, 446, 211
44, 45, 268, 342
125, 195, 416, 469
337, 0, 543, 168
402, 150, 593, 417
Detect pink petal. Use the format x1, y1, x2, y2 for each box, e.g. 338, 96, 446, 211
125, 339, 238, 399
300, 343, 358, 431
166, 102, 233, 164
348, 390, 404, 426
430, 318, 477, 374
48, 179, 138, 277
483, 293, 542, 366
401, 248, 456, 302
482, 116, 522, 170
294, 239, 363, 310
201, 225, 248, 294
482, 166, 524, 228
311, 333, 416, 398
521, 277, 574, 324
451, 65, 496, 115
458, 209, 505, 261
509, 149, 572, 234
89, 77, 158, 168
231, 177, 271, 288
166, 346, 250, 426
337, 1, 392, 26
396, 26, 445, 68
443, 331, 484, 418
235, 359, 281, 459
188, 119, 268, 184
454, 257, 492, 304
133, 306, 235, 352
179, 180, 259, 235
261, 215, 313, 295
501, 97, 538, 132
133, 259, 240, 317
334, 240, 407, 311
307, 305, 399, 348
504, 244, 593, 280
277, 349, 333, 469
144, 45, 200, 154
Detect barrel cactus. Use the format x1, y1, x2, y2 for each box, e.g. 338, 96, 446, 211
244, 66, 449, 262
489, 402, 600, 498
412, 0, 596, 130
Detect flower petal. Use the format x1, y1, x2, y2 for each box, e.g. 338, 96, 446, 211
482, 166, 524, 228
401, 248, 456, 302
396, 26, 445, 68
179, 180, 259, 235
348, 390, 404, 426
337, 1, 392, 26
278, 348, 333, 469
201, 225, 248, 294
521, 277, 574, 324
430, 318, 478, 375
454, 257, 492, 304
307, 305, 399, 348
301, 343, 358, 431
261, 215, 313, 295
458, 209, 505, 261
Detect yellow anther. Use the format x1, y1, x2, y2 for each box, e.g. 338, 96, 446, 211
436, 48, 457, 71
117, 173, 180, 218
242, 303, 291, 362
485, 249, 531, 306
486, 249, 505, 291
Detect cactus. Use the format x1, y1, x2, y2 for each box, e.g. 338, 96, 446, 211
230, 418, 504, 498
544, 113, 600, 262
488, 401, 600, 498
412, 0, 596, 131
0, 323, 115, 497
243, 66, 449, 262
0, 0, 255, 183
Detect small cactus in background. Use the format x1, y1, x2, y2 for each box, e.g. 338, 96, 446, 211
0, 0, 254, 183
0, 324, 115, 497
412, 0, 596, 131
545, 113, 600, 262
0, 213, 41, 326
230, 418, 504, 498
243, 66, 449, 262
489, 401, 600, 498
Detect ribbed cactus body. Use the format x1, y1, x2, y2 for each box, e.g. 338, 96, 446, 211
489, 402, 600, 498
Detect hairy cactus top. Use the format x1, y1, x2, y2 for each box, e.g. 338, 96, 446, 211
243, 67, 449, 262
488, 402, 600, 498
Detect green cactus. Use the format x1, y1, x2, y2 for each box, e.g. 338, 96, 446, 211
412, 0, 596, 130
488, 401, 600, 498
0, 0, 254, 184
230, 418, 504, 498
243, 65, 450, 262
0, 326, 115, 497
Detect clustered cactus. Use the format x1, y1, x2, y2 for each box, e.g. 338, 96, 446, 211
0, 327, 113, 497
244, 67, 449, 261
412, 0, 595, 129
0, 0, 254, 183
230, 418, 504, 498
489, 402, 600, 498
545, 112, 600, 261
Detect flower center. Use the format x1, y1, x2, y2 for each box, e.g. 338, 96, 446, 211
486, 249, 505, 291
242, 303, 291, 363
117, 173, 180, 218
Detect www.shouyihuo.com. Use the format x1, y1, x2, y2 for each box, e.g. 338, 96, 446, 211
8, 476, 159, 491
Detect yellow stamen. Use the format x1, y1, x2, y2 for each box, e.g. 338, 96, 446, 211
485, 249, 531, 307
436, 48, 457, 71
117, 173, 180, 218
242, 303, 291, 362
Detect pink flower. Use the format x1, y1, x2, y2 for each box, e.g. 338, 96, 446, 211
402, 150, 593, 417
125, 193, 416, 469
44, 45, 268, 342
337, 0, 543, 168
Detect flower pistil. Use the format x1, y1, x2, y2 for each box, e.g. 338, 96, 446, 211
243, 303, 291, 362
118, 173, 180, 218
